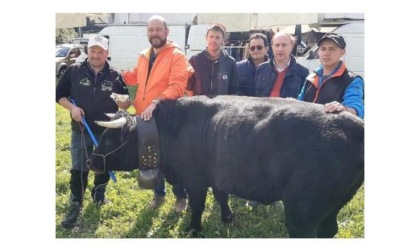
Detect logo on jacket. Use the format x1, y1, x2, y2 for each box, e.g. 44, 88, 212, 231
101, 81, 113, 91
79, 77, 91, 86
222, 74, 228, 80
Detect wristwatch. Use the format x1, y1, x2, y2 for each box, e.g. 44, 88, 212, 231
152, 99, 161, 105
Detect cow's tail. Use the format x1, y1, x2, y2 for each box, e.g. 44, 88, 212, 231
337, 115, 364, 211
331, 153, 364, 220
342, 115, 364, 173
337, 170, 364, 215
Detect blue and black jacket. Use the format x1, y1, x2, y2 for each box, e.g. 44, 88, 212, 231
297, 61, 364, 119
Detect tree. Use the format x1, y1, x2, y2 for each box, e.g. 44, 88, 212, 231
56, 28, 78, 44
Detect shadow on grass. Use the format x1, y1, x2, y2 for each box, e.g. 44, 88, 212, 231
201, 195, 288, 238
56, 202, 102, 238
122, 202, 190, 238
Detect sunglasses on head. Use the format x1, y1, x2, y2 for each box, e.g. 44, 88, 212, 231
250, 45, 264, 51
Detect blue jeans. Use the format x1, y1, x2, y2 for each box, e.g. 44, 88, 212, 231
70, 130, 102, 172
69, 130, 109, 202
154, 171, 187, 199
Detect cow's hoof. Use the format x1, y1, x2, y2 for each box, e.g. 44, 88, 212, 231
222, 213, 234, 223
187, 228, 204, 238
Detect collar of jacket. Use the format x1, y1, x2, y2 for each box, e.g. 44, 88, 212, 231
268, 56, 297, 74
139, 41, 178, 60
84, 60, 110, 73
269, 56, 295, 67
203, 48, 228, 62
307, 61, 347, 88
247, 55, 269, 65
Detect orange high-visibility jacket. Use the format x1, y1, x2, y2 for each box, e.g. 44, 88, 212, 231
123, 41, 194, 114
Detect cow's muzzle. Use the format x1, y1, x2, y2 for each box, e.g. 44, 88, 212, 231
86, 158, 106, 174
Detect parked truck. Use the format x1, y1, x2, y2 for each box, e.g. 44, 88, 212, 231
98, 15, 364, 78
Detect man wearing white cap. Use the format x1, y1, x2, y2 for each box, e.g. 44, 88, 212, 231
56, 35, 130, 229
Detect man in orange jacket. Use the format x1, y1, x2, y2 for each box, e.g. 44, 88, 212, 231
122, 15, 193, 213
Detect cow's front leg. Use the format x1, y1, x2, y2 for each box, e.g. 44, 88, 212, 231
186, 186, 207, 236
212, 186, 233, 223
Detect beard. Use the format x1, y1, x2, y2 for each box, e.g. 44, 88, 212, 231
149, 36, 167, 49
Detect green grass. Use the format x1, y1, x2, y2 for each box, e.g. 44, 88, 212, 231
55, 103, 364, 238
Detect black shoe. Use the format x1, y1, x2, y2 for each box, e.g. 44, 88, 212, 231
61, 201, 81, 229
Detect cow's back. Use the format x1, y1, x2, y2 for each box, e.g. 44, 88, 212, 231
155, 96, 364, 205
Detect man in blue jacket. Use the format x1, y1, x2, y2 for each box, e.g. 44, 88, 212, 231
246, 32, 308, 209
237, 33, 269, 96
254, 32, 308, 98
297, 33, 364, 119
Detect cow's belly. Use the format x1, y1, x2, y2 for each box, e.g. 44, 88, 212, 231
209, 164, 285, 204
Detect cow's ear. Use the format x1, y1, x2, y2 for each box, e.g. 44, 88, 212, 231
119, 115, 136, 141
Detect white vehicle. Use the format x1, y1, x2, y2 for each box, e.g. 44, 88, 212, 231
70, 37, 89, 45
97, 24, 249, 71
297, 22, 364, 78
55, 44, 85, 78
98, 25, 187, 71
185, 24, 208, 58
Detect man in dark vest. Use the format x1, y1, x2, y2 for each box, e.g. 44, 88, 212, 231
298, 33, 364, 119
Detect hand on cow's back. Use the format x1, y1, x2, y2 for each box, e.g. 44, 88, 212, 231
324, 101, 357, 117
140, 103, 158, 121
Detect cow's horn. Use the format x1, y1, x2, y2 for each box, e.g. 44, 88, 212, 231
95, 117, 127, 128
105, 113, 116, 118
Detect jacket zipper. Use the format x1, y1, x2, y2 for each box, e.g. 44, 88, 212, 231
313, 77, 330, 103
144, 52, 157, 100
211, 61, 214, 93
143, 78, 148, 100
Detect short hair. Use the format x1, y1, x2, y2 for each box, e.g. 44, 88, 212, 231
249, 33, 268, 47
207, 23, 228, 40
148, 15, 168, 29
272, 32, 296, 46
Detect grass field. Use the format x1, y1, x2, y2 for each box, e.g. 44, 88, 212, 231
55, 103, 364, 238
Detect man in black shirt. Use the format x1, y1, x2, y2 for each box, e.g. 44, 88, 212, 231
56, 35, 130, 229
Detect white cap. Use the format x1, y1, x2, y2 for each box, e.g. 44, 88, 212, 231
88, 35, 108, 50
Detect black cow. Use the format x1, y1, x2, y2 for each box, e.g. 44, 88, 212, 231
88, 95, 364, 238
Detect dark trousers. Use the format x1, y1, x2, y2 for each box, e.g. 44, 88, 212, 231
70, 170, 110, 203
154, 171, 187, 199
69, 130, 109, 203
